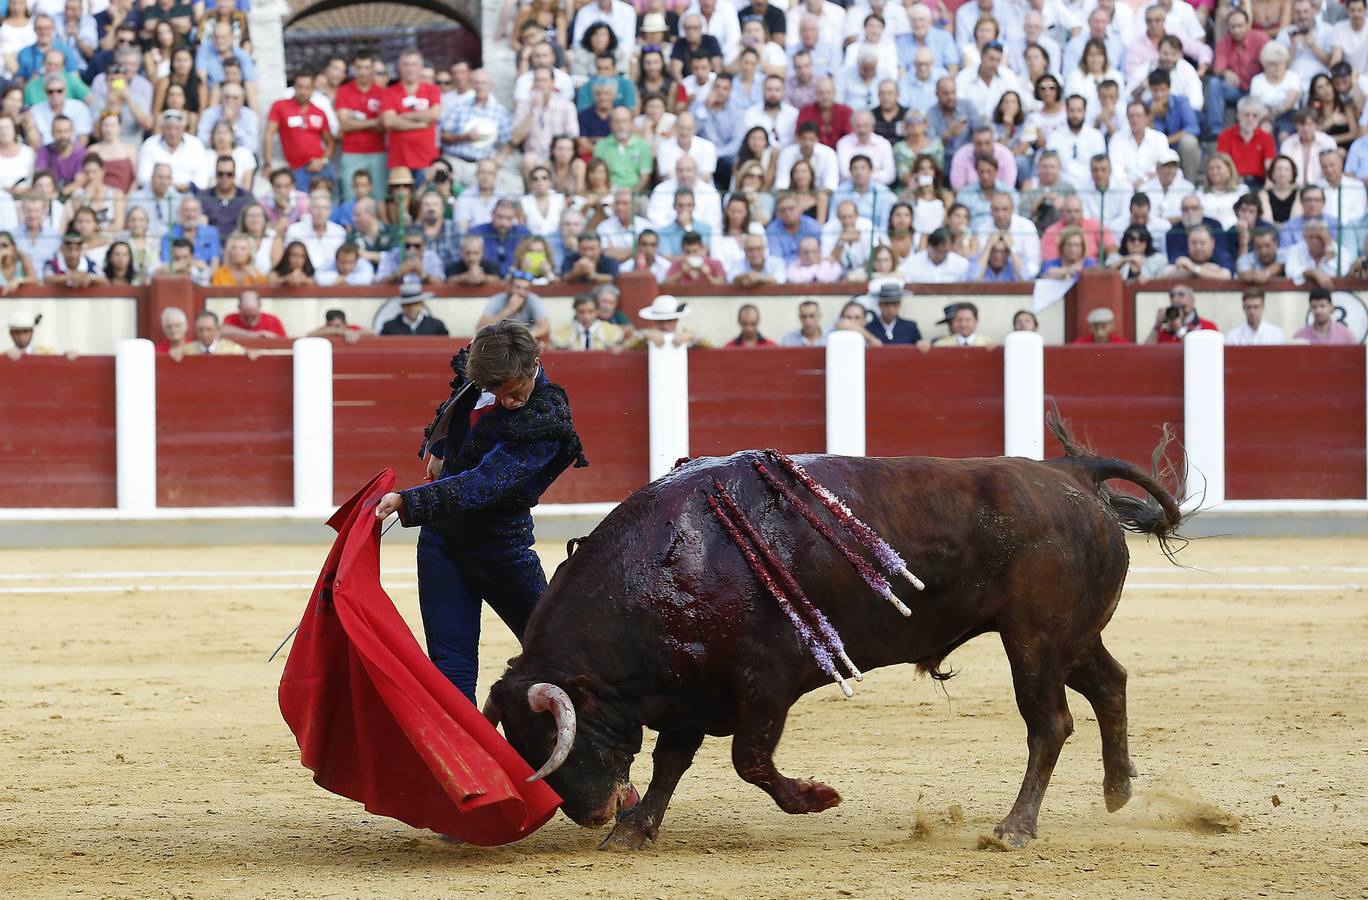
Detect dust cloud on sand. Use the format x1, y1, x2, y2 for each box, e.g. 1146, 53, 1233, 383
1, 536, 1366, 898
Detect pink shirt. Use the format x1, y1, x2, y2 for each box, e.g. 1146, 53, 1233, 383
1293, 323, 1357, 345
948, 141, 1017, 190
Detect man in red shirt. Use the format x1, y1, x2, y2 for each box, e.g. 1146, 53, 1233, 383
333, 57, 388, 202
221, 290, 289, 341
795, 76, 852, 149
1145, 283, 1220, 344
1216, 98, 1275, 185
264, 67, 335, 193
1205, 8, 1268, 139
381, 48, 442, 186
1072, 307, 1129, 344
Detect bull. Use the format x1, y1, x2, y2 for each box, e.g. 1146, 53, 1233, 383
485, 427, 1184, 850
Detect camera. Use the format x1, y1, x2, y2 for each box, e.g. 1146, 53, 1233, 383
108, 63, 124, 76
433, 169, 450, 184
1164, 305, 1183, 322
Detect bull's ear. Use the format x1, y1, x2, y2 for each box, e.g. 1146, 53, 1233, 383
563, 675, 598, 713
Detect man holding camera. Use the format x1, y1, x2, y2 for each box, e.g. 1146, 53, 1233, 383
1145, 284, 1219, 344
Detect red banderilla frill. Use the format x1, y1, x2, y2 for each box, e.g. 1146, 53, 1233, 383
764, 450, 926, 593
705, 487, 860, 698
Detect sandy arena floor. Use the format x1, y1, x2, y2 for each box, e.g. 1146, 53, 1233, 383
1, 534, 1367, 898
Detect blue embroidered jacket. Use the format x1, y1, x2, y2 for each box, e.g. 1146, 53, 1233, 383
397, 352, 587, 540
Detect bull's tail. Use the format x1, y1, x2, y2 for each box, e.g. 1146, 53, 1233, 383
1047, 410, 1188, 562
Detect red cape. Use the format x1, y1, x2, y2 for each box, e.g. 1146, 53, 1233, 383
278, 469, 561, 845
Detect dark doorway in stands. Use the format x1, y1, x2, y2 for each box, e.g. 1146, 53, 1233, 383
284, 0, 481, 73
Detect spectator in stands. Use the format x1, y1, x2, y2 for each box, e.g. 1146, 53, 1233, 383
139, 109, 206, 193
1319, 151, 1368, 226
831, 154, 896, 229
378, 226, 445, 284
780, 299, 827, 347
978, 192, 1040, 277
663, 230, 726, 284
593, 106, 654, 192
1281, 110, 1336, 186
1226, 289, 1287, 345
122, 207, 158, 279
1217, 98, 1275, 186
102, 241, 134, 286
1293, 287, 1357, 344
562, 231, 619, 283
471, 199, 531, 277
334, 57, 388, 203
729, 232, 787, 285
832, 298, 883, 347
1145, 70, 1200, 184
284, 191, 347, 276
948, 123, 1015, 191
1284, 218, 1339, 287
221, 290, 287, 341
836, 110, 895, 186
796, 76, 852, 148
270, 240, 316, 287
576, 51, 637, 112
865, 282, 920, 346
1108, 224, 1169, 281
933, 302, 992, 347
317, 243, 374, 287
727, 303, 775, 347
31, 75, 91, 145
1041, 194, 1114, 262
153, 307, 189, 356
380, 283, 450, 336
0, 231, 37, 293
1281, 185, 1339, 248
552, 293, 624, 350
671, 13, 723, 82
1039, 227, 1096, 280
578, 78, 620, 140
1073, 307, 1127, 344
450, 159, 499, 234
1146, 283, 1219, 344
18, 15, 80, 84
596, 188, 649, 262
969, 227, 1027, 283
1238, 225, 1288, 281
198, 155, 251, 242
622, 228, 671, 280
183, 310, 247, 356
786, 234, 842, 282
1199, 152, 1250, 230
762, 189, 822, 263
695, 76, 746, 188
1161, 224, 1234, 279
196, 19, 254, 101
954, 156, 1017, 231
774, 120, 840, 197
1111, 101, 1169, 190
263, 68, 334, 193
1165, 195, 1224, 262
902, 227, 969, 282
161, 194, 220, 270
1012, 310, 1038, 332
744, 74, 799, 149
588, 283, 633, 339
382, 49, 443, 180
1206, 8, 1267, 140
308, 309, 369, 343
651, 157, 724, 237
821, 199, 878, 276
545, 208, 584, 271
261, 167, 307, 229
43, 230, 100, 286
512, 67, 579, 175
925, 76, 978, 159
478, 270, 550, 340
210, 232, 265, 286
1046, 94, 1106, 186
955, 39, 1020, 121
1019, 150, 1074, 233
513, 235, 558, 283
36, 115, 84, 194
447, 235, 501, 284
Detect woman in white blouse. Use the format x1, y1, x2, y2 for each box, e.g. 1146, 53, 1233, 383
1196, 152, 1249, 229
520, 165, 567, 236
0, 115, 33, 192
1249, 41, 1302, 140
1063, 39, 1125, 119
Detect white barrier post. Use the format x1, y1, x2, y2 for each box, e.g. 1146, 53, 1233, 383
647, 337, 690, 481
293, 337, 334, 512
825, 330, 866, 456
1182, 329, 1225, 510
1003, 331, 1045, 459
115, 338, 156, 511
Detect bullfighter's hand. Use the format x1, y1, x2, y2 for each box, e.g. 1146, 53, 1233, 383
425, 454, 443, 482
375, 492, 405, 519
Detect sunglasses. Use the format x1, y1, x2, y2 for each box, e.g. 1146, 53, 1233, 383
216, 170, 234, 177
436, 78, 452, 86
47, 88, 64, 94
405, 241, 423, 249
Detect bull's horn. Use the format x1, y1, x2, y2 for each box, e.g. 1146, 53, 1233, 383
481, 694, 501, 727
525, 683, 577, 783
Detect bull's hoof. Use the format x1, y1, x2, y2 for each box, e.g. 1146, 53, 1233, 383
981, 822, 1034, 851
1104, 773, 1133, 813
598, 815, 654, 851
778, 779, 842, 815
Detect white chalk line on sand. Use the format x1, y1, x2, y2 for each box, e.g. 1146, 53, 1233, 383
0, 581, 1363, 596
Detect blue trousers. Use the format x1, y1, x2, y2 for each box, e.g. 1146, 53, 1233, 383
415, 524, 546, 703
293, 161, 337, 194
1204, 77, 1247, 139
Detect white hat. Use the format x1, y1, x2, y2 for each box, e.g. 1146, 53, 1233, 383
1086, 307, 1115, 324
6, 310, 39, 330
641, 12, 667, 33
1156, 147, 1180, 165
639, 294, 690, 321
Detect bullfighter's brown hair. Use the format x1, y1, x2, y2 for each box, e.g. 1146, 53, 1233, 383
466, 320, 539, 388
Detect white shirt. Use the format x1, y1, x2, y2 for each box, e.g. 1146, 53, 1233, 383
774, 142, 840, 192
1138, 173, 1197, 221
1280, 132, 1338, 187
1130, 59, 1205, 112
835, 132, 896, 186
656, 135, 719, 181
1333, 18, 1368, 74
844, 1, 910, 41
1045, 124, 1107, 185
284, 219, 349, 273
726, 253, 788, 283
955, 0, 1020, 46
1197, 186, 1249, 230
1249, 71, 1304, 117
596, 213, 652, 254
841, 39, 899, 82
620, 253, 672, 281
646, 178, 723, 232
901, 249, 970, 283
316, 259, 377, 286
1319, 177, 1368, 224
954, 66, 1022, 121
574, 0, 640, 59
973, 213, 1042, 279
785, 0, 846, 46
742, 103, 798, 146
137, 133, 209, 190
1284, 241, 1339, 284
1275, 20, 1334, 84
1109, 127, 1171, 188
310, 89, 340, 137
1226, 320, 1287, 346
513, 68, 576, 104
820, 214, 882, 271
682, 2, 741, 63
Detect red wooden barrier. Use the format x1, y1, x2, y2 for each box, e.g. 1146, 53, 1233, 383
156, 356, 294, 506
0, 356, 117, 507
332, 346, 650, 505
1043, 346, 1185, 484
1225, 346, 1367, 500
865, 348, 1005, 458
689, 347, 826, 457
